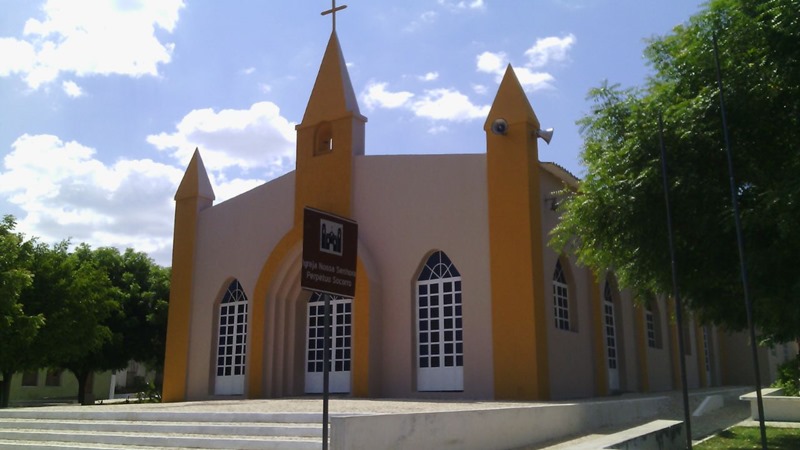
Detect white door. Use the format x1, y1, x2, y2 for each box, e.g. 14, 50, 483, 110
416, 277, 463, 391
603, 282, 619, 391
305, 294, 352, 393
214, 280, 248, 395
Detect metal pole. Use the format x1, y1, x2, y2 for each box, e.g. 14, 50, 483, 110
658, 113, 693, 449
322, 293, 331, 450
712, 34, 767, 450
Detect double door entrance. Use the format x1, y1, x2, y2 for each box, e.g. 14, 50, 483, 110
305, 293, 352, 393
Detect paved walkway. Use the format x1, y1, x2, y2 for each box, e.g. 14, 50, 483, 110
25, 396, 551, 414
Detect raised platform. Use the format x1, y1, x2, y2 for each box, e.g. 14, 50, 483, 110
740, 388, 800, 422
0, 388, 751, 449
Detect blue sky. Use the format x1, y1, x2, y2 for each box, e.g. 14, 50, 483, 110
0, 0, 707, 265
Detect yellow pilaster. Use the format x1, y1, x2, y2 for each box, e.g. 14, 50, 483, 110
162, 150, 214, 402
666, 298, 682, 389
352, 257, 371, 397
696, 323, 708, 387
486, 65, 549, 400
635, 305, 650, 392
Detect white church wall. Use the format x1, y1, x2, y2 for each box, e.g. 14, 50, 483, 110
618, 289, 640, 393
539, 168, 597, 399
185, 171, 296, 400
646, 296, 674, 392
353, 154, 494, 399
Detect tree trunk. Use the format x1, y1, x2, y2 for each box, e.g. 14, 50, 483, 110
0, 371, 12, 408
73, 370, 95, 405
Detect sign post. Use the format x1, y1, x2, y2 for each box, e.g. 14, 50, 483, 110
301, 207, 357, 449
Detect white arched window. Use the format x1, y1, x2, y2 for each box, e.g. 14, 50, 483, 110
603, 280, 620, 391
214, 280, 248, 395
553, 260, 570, 331
645, 300, 663, 349
416, 251, 463, 391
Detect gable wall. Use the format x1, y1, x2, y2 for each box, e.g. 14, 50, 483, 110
353, 154, 494, 399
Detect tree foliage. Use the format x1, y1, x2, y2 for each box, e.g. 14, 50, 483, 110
0, 215, 43, 408
551, 0, 800, 341
7, 228, 170, 406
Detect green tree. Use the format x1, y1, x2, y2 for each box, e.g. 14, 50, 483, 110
20, 242, 120, 404
90, 247, 170, 376
0, 216, 43, 408
551, 0, 800, 341
42, 245, 170, 403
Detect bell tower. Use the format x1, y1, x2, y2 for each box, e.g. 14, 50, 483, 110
293, 30, 367, 224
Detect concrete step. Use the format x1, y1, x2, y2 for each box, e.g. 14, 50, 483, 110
0, 409, 328, 450
0, 430, 321, 449
0, 441, 160, 449
0, 418, 322, 437
0, 410, 324, 423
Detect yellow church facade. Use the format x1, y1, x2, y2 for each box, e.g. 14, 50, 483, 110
161, 31, 795, 403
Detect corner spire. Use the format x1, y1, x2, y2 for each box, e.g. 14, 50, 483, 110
484, 64, 539, 131
175, 148, 215, 202
300, 31, 363, 125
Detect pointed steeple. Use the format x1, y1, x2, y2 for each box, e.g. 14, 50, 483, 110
164, 147, 213, 402
484, 63, 550, 401
484, 64, 539, 131
301, 32, 363, 125
175, 148, 215, 202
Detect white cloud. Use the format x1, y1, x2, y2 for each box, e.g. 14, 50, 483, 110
524, 34, 576, 68
405, 10, 438, 32
0, 134, 184, 265
241, 67, 256, 75
62, 80, 82, 97
363, 82, 489, 125
472, 84, 488, 95
421, 11, 438, 22
0, 132, 274, 266
476, 35, 574, 92
259, 83, 272, 93
146, 101, 296, 177
411, 88, 490, 121
476, 51, 507, 74
1, 0, 185, 89
0, 38, 36, 76
438, 0, 486, 10
362, 82, 414, 109
514, 67, 556, 91
419, 72, 439, 82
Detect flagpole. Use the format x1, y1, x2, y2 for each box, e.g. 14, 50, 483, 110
658, 113, 693, 449
712, 33, 767, 450
322, 293, 331, 450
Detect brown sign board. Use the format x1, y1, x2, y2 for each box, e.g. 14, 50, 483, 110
302, 207, 358, 298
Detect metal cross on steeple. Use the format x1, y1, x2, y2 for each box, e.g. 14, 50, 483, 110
321, 0, 347, 32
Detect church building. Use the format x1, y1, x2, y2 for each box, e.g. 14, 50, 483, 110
161, 28, 795, 403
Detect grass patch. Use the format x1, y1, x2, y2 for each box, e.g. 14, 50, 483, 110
696, 426, 800, 449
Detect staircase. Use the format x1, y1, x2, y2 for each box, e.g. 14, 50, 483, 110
0, 409, 326, 449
